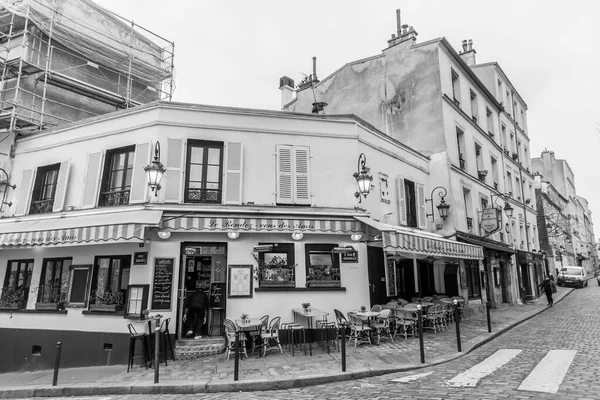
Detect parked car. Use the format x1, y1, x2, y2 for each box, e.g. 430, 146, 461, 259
557, 266, 588, 288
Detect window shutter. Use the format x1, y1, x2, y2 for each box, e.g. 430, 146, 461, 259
164, 138, 184, 203
416, 183, 427, 229
14, 169, 35, 216
396, 176, 407, 225
294, 146, 310, 204
129, 142, 151, 204
81, 152, 102, 209
224, 141, 243, 204
276, 145, 293, 204
52, 160, 71, 212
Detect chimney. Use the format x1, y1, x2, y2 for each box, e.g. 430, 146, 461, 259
387, 9, 418, 48
312, 56, 318, 82
279, 76, 295, 110
459, 38, 477, 66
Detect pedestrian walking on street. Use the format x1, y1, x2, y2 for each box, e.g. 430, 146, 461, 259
538, 276, 557, 306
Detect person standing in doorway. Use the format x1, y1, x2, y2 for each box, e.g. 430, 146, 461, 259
183, 290, 209, 339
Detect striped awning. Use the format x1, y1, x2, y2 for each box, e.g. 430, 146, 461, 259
355, 216, 483, 260
162, 216, 362, 234
0, 210, 162, 247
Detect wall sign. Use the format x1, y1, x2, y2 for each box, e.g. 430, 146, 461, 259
480, 208, 500, 233
385, 259, 397, 296
379, 172, 391, 204
151, 258, 174, 310
134, 252, 148, 265
341, 250, 358, 263
209, 282, 225, 308
228, 264, 253, 298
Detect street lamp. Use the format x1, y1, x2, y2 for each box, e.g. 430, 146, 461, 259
0, 167, 16, 212
144, 142, 166, 196
425, 186, 451, 222
353, 153, 373, 202
491, 193, 514, 219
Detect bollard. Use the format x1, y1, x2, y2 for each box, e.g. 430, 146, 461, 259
52, 342, 62, 386
417, 305, 425, 364
340, 324, 346, 372
154, 320, 160, 384
453, 299, 461, 352
233, 331, 240, 381
486, 301, 492, 333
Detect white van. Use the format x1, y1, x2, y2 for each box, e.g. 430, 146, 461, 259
557, 266, 588, 288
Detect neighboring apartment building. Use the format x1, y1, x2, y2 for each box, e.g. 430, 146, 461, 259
531, 150, 598, 272
283, 11, 541, 307
0, 101, 483, 371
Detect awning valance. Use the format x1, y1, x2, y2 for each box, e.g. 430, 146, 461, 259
162, 215, 362, 234
355, 216, 484, 260
456, 232, 516, 254
0, 209, 162, 247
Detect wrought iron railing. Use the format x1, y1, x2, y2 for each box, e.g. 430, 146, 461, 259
99, 189, 130, 207
30, 199, 54, 214
37, 283, 62, 303
185, 188, 221, 203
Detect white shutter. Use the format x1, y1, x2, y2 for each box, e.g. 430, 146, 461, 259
397, 176, 407, 225
224, 142, 243, 204
129, 142, 151, 204
276, 145, 293, 204
164, 138, 184, 203
52, 160, 70, 212
294, 146, 310, 204
416, 183, 427, 229
14, 169, 35, 216
81, 152, 102, 209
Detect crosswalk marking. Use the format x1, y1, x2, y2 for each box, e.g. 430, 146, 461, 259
517, 350, 576, 394
446, 349, 522, 387
391, 371, 433, 383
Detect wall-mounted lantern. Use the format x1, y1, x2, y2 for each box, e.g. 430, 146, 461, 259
425, 186, 451, 222
353, 153, 373, 202
144, 142, 166, 196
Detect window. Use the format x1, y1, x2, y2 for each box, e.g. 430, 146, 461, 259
125, 284, 149, 319
305, 244, 341, 288
451, 69, 461, 105
470, 90, 478, 123
486, 108, 494, 136
501, 125, 507, 152
466, 260, 481, 299
404, 179, 418, 228
67, 264, 91, 306
30, 164, 60, 214
463, 189, 473, 231
509, 133, 515, 154
515, 177, 521, 200
507, 171, 513, 196
1, 259, 33, 308
491, 157, 499, 189
506, 90, 511, 114
276, 145, 310, 205
99, 146, 135, 207
37, 258, 71, 304
90, 255, 131, 310
479, 197, 489, 235
456, 127, 466, 171
497, 79, 503, 103
185, 140, 223, 203
475, 143, 485, 181
257, 243, 295, 288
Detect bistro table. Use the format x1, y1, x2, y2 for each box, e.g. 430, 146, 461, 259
355, 311, 381, 345
291, 308, 329, 329
234, 318, 263, 357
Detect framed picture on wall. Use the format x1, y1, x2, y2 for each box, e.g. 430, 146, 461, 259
228, 265, 253, 298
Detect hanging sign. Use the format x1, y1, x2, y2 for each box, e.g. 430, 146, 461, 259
481, 208, 500, 233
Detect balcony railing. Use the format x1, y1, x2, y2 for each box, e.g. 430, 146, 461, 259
185, 188, 222, 203
30, 199, 54, 214
99, 189, 130, 207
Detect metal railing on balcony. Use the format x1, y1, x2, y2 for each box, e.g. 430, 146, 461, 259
185, 188, 222, 203
99, 189, 130, 207
30, 199, 54, 214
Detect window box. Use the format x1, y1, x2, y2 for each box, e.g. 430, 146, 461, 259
254, 243, 297, 288
89, 303, 119, 312
35, 302, 61, 311
306, 280, 341, 288
305, 244, 341, 288
260, 280, 295, 288
477, 170, 488, 181
0, 303, 24, 310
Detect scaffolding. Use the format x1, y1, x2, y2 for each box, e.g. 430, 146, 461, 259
0, 0, 175, 135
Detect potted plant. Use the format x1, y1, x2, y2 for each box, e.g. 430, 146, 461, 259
0, 286, 27, 310
301, 302, 311, 313
240, 313, 250, 323
35, 282, 67, 311
360, 305, 367, 312
252, 253, 297, 288
305, 266, 341, 288
90, 289, 123, 312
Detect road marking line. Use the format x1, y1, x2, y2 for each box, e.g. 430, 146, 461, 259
446, 349, 522, 387
391, 371, 433, 383
518, 349, 576, 394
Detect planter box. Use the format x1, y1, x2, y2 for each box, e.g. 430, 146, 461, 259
90, 304, 118, 312
260, 281, 295, 288
35, 302, 59, 311
0, 303, 24, 310
307, 280, 341, 288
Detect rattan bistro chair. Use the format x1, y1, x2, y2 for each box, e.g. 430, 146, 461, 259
260, 316, 284, 357
224, 318, 247, 360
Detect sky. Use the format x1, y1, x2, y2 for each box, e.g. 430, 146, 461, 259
96, 0, 600, 235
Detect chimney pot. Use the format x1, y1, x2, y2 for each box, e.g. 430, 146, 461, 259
402, 24, 408, 34
462, 40, 468, 52
391, 34, 396, 39
468, 39, 473, 51
396, 9, 401, 36
312, 56, 317, 81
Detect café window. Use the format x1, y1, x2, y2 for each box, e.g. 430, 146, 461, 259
30, 163, 60, 214
465, 260, 481, 299
99, 146, 135, 207
305, 244, 341, 288
185, 140, 223, 203
89, 255, 131, 311
256, 243, 295, 288
37, 258, 72, 305
125, 284, 149, 319
1, 259, 33, 309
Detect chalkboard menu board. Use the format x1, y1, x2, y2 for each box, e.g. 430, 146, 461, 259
152, 258, 174, 310
386, 259, 397, 297
209, 282, 225, 308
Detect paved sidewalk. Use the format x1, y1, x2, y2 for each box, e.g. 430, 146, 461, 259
0, 288, 573, 398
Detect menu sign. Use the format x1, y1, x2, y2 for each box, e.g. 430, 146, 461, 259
151, 258, 174, 310
210, 282, 226, 308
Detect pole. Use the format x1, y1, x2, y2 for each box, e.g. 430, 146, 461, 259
340, 324, 346, 372
417, 305, 425, 364
233, 331, 240, 381
486, 301, 492, 333
454, 300, 461, 352
52, 342, 61, 386
154, 317, 160, 384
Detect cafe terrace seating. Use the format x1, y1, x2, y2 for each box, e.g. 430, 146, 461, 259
393, 309, 417, 340
224, 318, 248, 360
369, 308, 393, 343
347, 312, 372, 347
250, 315, 269, 355
260, 316, 284, 357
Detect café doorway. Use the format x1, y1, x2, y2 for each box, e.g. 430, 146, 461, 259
178, 242, 227, 340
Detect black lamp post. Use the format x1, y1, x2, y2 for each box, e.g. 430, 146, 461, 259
353, 153, 373, 203
425, 186, 451, 222
144, 142, 166, 196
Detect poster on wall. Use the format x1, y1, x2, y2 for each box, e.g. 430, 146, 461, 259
385, 259, 397, 296
228, 265, 253, 298
151, 258, 174, 310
